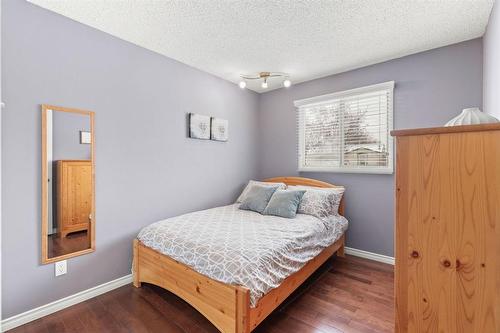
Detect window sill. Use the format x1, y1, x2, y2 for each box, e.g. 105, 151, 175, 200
298, 167, 394, 174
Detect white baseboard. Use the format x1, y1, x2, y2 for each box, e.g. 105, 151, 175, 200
344, 247, 395, 265
1, 274, 132, 332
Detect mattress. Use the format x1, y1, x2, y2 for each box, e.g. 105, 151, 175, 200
137, 204, 348, 307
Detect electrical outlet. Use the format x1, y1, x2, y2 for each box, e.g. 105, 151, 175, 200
55, 260, 67, 276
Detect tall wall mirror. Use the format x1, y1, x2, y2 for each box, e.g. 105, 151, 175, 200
42, 105, 95, 264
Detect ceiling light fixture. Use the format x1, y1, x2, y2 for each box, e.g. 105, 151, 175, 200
238, 72, 291, 90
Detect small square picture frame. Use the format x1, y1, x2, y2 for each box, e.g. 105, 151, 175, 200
189, 113, 211, 140
80, 131, 92, 144
210, 117, 228, 142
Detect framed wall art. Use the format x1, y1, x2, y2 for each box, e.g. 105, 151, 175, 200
189, 113, 211, 140
210, 117, 228, 142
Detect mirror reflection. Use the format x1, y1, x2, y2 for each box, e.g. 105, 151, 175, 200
43, 106, 94, 262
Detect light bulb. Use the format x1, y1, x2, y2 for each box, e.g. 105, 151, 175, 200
283, 79, 291, 88
238, 81, 246, 89
261, 80, 268, 89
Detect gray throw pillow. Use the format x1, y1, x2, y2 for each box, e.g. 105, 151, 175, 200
293, 187, 345, 219
239, 185, 278, 214
263, 189, 306, 218
236, 180, 286, 203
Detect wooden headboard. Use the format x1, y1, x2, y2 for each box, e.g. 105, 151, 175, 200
263, 176, 345, 216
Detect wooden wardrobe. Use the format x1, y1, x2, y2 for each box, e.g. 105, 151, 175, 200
392, 123, 500, 332
56, 160, 92, 238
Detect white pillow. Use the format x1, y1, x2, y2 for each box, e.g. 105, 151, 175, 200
236, 180, 286, 203
288, 185, 345, 217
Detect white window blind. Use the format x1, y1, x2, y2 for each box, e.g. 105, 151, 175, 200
295, 81, 394, 174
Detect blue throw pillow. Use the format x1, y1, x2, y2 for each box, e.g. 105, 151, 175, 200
262, 189, 306, 218
239, 185, 278, 214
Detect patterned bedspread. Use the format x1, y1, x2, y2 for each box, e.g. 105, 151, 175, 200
137, 204, 348, 307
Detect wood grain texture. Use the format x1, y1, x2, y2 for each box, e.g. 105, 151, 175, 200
132, 239, 141, 288
10, 255, 394, 333
263, 176, 342, 189
57, 160, 92, 238
41, 106, 48, 264
394, 128, 500, 332
236, 287, 250, 333
134, 241, 242, 333
452, 131, 498, 332
394, 136, 409, 333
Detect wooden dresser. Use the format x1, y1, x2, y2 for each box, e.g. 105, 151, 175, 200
56, 160, 92, 238
391, 123, 500, 332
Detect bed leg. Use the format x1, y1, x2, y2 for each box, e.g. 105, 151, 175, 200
133, 239, 141, 288
337, 235, 346, 257
337, 245, 345, 257
235, 286, 250, 333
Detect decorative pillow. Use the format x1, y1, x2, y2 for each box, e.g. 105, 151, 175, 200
239, 185, 279, 214
262, 189, 306, 218
290, 186, 345, 218
236, 180, 286, 203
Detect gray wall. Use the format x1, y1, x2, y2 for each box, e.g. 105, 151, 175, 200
1, 0, 259, 318
52, 111, 91, 160
257, 39, 483, 257
484, 0, 500, 118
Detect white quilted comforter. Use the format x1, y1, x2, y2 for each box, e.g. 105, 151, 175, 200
137, 204, 348, 307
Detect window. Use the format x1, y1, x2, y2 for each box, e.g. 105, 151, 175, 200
295, 81, 394, 174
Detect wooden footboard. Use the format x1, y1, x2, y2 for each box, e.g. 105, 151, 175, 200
133, 235, 345, 333
133, 239, 250, 333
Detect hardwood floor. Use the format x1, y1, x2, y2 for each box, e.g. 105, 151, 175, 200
9, 255, 394, 333
47, 230, 90, 258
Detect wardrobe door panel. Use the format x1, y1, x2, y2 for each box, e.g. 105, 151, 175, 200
65, 161, 92, 232
396, 134, 457, 332
58, 160, 92, 238
447, 131, 499, 332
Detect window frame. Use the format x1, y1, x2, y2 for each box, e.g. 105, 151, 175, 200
295, 81, 394, 174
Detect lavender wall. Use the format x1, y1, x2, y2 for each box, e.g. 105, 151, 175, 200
53, 111, 91, 161
484, 0, 500, 118
1, 0, 259, 318
258, 39, 483, 257
0, 0, 486, 320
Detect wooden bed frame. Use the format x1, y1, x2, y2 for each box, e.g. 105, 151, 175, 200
132, 176, 346, 333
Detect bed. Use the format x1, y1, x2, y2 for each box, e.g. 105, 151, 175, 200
132, 177, 347, 333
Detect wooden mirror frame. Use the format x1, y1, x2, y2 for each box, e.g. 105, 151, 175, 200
41, 104, 95, 264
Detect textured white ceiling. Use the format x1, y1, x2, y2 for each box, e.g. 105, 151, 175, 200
28, 0, 494, 93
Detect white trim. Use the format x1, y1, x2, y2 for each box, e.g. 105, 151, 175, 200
298, 166, 394, 174
295, 81, 394, 175
294, 81, 395, 107
1, 274, 132, 332
344, 247, 395, 265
